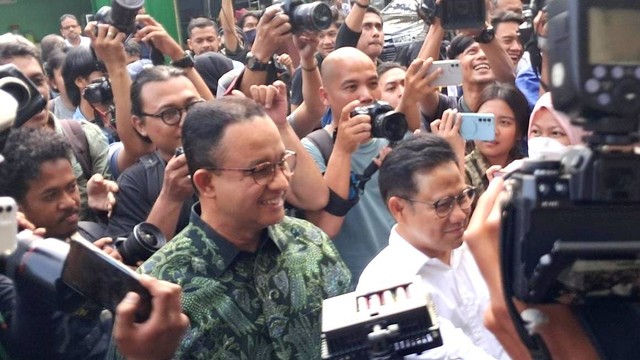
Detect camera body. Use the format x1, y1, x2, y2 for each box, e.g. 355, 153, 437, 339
502, 0, 640, 305
350, 101, 408, 142
0, 64, 47, 128
422, 0, 485, 30
83, 77, 114, 105
94, 0, 145, 35
278, 0, 333, 33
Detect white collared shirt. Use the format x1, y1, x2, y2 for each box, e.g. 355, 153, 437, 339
357, 225, 510, 360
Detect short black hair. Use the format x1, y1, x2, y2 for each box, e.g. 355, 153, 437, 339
238, 11, 261, 29
44, 49, 66, 78
124, 40, 142, 57
59, 14, 79, 26
446, 34, 474, 59
378, 133, 458, 204
187, 17, 218, 37
377, 61, 406, 77
0, 41, 41, 66
491, 10, 524, 27
130, 65, 185, 117
0, 127, 71, 202
182, 97, 266, 178
62, 46, 104, 107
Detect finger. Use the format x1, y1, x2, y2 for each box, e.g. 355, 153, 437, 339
229, 89, 246, 98
107, 180, 119, 193
264, 86, 276, 109
430, 119, 442, 133
249, 85, 261, 104
472, 177, 504, 225
33, 228, 47, 237
486, 165, 503, 182
340, 99, 364, 123
85, 22, 98, 40
451, 112, 462, 132
93, 237, 113, 248
113, 292, 140, 341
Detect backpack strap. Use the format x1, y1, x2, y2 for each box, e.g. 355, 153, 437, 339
305, 128, 334, 165
60, 119, 92, 179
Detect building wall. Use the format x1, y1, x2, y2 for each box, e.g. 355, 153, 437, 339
0, 0, 92, 43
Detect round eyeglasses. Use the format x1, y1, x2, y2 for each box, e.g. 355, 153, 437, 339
205, 150, 297, 185
403, 187, 476, 218
139, 99, 205, 126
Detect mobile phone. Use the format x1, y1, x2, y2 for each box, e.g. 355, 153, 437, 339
427, 60, 463, 87
0, 197, 17, 256
62, 238, 152, 322
459, 113, 495, 141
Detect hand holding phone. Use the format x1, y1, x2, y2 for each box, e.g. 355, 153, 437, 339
426, 60, 463, 87
459, 113, 495, 141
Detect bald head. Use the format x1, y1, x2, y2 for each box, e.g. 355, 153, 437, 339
321, 47, 374, 85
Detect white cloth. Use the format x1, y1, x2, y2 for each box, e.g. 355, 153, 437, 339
357, 225, 509, 360
64, 36, 91, 48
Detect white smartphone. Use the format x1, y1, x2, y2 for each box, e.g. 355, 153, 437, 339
427, 60, 463, 87
459, 113, 496, 141
0, 197, 17, 255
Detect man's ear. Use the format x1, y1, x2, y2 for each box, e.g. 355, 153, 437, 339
387, 196, 408, 222
131, 115, 148, 137
319, 86, 330, 107
187, 39, 194, 51
192, 169, 215, 198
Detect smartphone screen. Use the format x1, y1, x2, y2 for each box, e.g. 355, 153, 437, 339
62, 238, 152, 322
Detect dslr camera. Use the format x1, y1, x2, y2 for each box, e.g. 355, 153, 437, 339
113, 222, 167, 266
350, 101, 408, 142
421, 0, 486, 30
501, 0, 640, 357
83, 77, 114, 105
0, 64, 46, 128
94, 0, 145, 35
276, 0, 333, 33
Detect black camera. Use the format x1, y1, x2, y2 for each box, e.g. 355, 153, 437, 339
0, 64, 47, 128
94, 0, 145, 35
113, 222, 166, 266
278, 0, 333, 33
83, 77, 114, 105
422, 0, 486, 30
350, 101, 408, 142
501, 1, 640, 356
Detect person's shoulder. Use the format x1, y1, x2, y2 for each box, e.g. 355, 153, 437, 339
272, 216, 329, 243
77, 119, 106, 138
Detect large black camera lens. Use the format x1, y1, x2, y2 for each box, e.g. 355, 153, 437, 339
95, 0, 144, 35
0, 77, 30, 108
83, 78, 113, 105
115, 222, 166, 266
287, 1, 333, 33
371, 111, 408, 142
0, 64, 47, 128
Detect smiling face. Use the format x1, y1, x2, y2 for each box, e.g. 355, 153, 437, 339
458, 42, 495, 86
20, 158, 80, 239
203, 116, 290, 238
495, 21, 523, 66
394, 161, 470, 262
357, 13, 384, 60
474, 99, 518, 166
317, 23, 338, 57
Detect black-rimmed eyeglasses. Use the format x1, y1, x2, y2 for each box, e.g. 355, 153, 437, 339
403, 187, 476, 218
139, 99, 205, 126
204, 150, 297, 185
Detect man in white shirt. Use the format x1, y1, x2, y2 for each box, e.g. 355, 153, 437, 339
357, 133, 509, 359
60, 14, 91, 48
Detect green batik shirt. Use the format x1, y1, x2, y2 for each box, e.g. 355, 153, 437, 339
133, 204, 351, 359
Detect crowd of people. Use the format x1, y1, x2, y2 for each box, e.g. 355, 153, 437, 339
0, 0, 601, 358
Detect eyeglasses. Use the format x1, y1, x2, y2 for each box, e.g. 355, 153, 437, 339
139, 100, 204, 126
61, 25, 79, 30
205, 150, 297, 185
403, 187, 476, 218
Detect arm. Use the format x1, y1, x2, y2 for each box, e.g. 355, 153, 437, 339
335, 0, 368, 48
479, 37, 515, 83
430, 109, 466, 173
219, 0, 240, 54
250, 81, 329, 210
135, 15, 214, 101
289, 32, 325, 138
415, 20, 446, 118
239, 6, 292, 96
145, 154, 193, 240
395, 58, 441, 131
86, 23, 156, 173
304, 100, 371, 238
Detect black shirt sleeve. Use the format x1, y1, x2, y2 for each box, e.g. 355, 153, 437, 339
336, 22, 361, 49
105, 163, 155, 237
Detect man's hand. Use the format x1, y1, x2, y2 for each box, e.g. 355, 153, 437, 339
134, 15, 184, 60
251, 6, 292, 62
334, 100, 373, 155
293, 31, 319, 63
276, 53, 294, 74
87, 174, 119, 215
85, 23, 127, 67
249, 80, 288, 127
430, 109, 465, 160
113, 275, 189, 360
17, 211, 46, 237
161, 154, 193, 202
404, 58, 442, 104
93, 237, 123, 262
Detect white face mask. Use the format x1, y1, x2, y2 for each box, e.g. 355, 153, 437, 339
528, 137, 569, 160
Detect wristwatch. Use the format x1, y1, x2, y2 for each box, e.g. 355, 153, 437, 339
246, 52, 272, 71
474, 26, 495, 44
171, 51, 195, 69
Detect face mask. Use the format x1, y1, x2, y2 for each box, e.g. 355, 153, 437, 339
244, 29, 256, 45
528, 137, 569, 160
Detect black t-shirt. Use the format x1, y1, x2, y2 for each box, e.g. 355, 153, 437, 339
290, 53, 325, 106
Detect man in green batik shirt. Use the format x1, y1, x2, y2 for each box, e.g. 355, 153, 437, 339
132, 93, 351, 359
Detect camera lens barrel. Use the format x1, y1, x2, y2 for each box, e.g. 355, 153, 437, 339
350, 101, 408, 142
115, 222, 166, 266
289, 1, 333, 33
